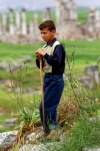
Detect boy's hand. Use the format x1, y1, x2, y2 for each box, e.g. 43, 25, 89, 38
35, 48, 46, 57
36, 53, 42, 60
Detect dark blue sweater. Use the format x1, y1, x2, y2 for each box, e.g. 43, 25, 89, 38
36, 38, 65, 74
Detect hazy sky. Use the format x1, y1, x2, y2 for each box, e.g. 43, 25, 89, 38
0, 0, 100, 11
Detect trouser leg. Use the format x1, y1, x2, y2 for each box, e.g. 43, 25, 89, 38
39, 74, 64, 132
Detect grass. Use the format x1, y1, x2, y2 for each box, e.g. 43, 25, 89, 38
0, 91, 41, 132
63, 39, 100, 75
0, 39, 100, 69
0, 41, 44, 58
0, 113, 15, 132
55, 115, 100, 151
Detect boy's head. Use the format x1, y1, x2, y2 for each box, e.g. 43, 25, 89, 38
39, 20, 56, 43
39, 20, 56, 31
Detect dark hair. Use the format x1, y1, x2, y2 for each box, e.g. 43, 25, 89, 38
39, 20, 56, 31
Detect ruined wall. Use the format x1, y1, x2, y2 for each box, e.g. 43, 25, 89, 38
0, 0, 100, 44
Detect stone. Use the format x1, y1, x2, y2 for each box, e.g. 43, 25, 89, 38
5, 118, 17, 127
0, 130, 18, 150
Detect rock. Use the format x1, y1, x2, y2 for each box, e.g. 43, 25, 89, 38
82, 148, 100, 151
19, 144, 46, 151
26, 132, 41, 143
5, 118, 17, 127
0, 130, 18, 150
18, 55, 33, 63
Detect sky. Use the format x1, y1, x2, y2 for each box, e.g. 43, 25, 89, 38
0, 0, 100, 12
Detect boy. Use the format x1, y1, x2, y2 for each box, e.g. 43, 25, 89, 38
35, 20, 65, 141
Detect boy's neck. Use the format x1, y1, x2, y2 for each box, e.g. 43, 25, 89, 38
47, 37, 55, 44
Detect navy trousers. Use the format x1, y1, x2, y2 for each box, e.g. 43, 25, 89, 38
39, 73, 64, 132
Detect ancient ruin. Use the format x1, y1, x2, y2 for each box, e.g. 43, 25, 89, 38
0, 0, 100, 44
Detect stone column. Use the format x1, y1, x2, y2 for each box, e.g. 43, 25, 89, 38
55, 0, 70, 39
0, 24, 1, 35
34, 12, 39, 36
0, 16, 2, 35
88, 7, 95, 34
67, 0, 74, 21
43, 7, 51, 21
72, 2, 77, 21
64, 2, 69, 21
9, 8, 14, 35
90, 64, 100, 84
95, 11, 100, 30
21, 8, 27, 35
2, 13, 7, 34
61, 1, 68, 26
55, 0, 62, 28
16, 11, 21, 34
29, 21, 34, 36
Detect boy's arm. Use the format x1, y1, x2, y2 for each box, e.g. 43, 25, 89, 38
43, 44, 65, 67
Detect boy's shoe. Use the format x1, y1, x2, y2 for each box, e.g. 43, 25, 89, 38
38, 130, 60, 143
46, 130, 60, 141
38, 132, 50, 142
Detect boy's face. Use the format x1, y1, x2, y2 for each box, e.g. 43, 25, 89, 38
40, 27, 56, 43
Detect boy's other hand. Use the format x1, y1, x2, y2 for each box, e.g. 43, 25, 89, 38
36, 53, 42, 60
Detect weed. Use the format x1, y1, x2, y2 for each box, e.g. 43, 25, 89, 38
7, 64, 40, 141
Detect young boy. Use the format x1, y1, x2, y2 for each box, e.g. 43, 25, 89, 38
35, 20, 65, 141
